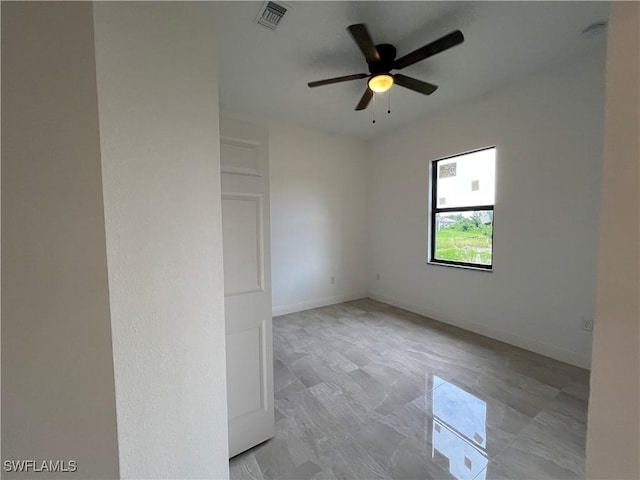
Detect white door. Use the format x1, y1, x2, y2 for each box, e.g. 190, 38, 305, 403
221, 115, 274, 458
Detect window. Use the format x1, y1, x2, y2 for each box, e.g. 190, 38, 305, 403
430, 147, 496, 269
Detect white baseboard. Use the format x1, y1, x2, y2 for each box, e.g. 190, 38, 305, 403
272, 292, 367, 317
368, 291, 591, 370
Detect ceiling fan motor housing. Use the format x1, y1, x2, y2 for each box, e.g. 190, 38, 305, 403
369, 44, 397, 74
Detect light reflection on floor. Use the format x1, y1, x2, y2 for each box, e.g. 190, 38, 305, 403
231, 299, 590, 480
431, 375, 488, 480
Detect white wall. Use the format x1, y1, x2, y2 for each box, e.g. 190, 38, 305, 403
367, 48, 607, 368
586, 2, 640, 478
268, 122, 369, 315
93, 3, 229, 478
1, 3, 119, 477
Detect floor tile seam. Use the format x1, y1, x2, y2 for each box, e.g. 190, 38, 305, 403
490, 425, 522, 464
431, 372, 462, 392
543, 389, 585, 416
491, 406, 556, 468
548, 387, 588, 406
537, 402, 588, 429
527, 408, 589, 453
317, 436, 392, 480
465, 362, 564, 393
446, 375, 555, 421
491, 434, 586, 479
484, 401, 542, 463
556, 386, 590, 405
471, 463, 489, 480
390, 389, 428, 409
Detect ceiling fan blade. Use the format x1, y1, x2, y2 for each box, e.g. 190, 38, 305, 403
347, 24, 380, 64
394, 30, 464, 70
393, 74, 438, 95
308, 73, 368, 88
355, 88, 373, 110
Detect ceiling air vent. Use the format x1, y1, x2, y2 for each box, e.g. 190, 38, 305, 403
257, 1, 288, 30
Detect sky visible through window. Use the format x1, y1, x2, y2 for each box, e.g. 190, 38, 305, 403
437, 149, 495, 210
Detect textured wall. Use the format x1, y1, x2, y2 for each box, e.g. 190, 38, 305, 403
1, 3, 119, 478
93, 2, 229, 478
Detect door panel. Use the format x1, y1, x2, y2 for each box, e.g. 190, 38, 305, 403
221, 115, 274, 458
221, 139, 262, 177
226, 326, 264, 420
222, 195, 263, 296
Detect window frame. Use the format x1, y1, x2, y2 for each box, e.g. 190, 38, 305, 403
429, 146, 495, 270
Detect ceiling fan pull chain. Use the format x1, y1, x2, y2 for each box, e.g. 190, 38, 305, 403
372, 94, 376, 124
387, 89, 391, 114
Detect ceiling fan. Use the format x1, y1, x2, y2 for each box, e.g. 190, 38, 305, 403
308, 24, 464, 111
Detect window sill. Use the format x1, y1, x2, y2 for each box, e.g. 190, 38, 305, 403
427, 261, 493, 273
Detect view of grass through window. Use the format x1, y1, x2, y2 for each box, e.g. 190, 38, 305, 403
434, 211, 493, 265
431, 147, 495, 268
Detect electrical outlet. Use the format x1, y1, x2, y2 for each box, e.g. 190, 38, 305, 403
330, 276, 335, 285
376, 273, 380, 281
581, 317, 594, 332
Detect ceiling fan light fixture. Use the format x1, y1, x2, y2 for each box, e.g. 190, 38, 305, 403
368, 74, 394, 93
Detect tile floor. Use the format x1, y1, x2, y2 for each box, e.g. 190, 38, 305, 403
230, 298, 590, 480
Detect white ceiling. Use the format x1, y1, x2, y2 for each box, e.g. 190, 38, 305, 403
213, 1, 609, 141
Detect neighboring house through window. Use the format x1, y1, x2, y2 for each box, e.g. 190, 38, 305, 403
430, 147, 496, 269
